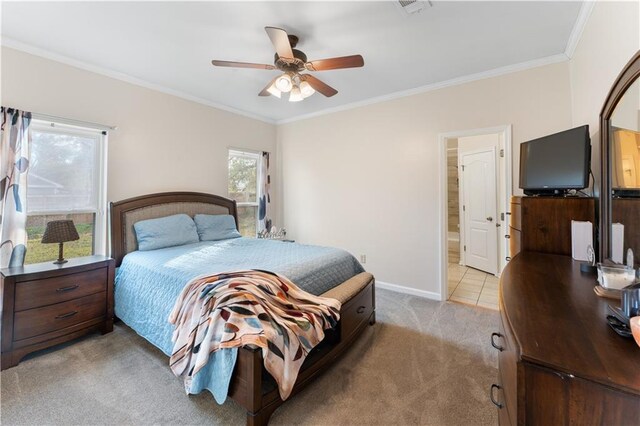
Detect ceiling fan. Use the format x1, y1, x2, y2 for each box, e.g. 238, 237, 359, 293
211, 26, 364, 102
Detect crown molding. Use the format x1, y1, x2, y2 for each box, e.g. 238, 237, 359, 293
0, 37, 276, 125
277, 53, 569, 125
564, 1, 595, 59
3, 1, 593, 129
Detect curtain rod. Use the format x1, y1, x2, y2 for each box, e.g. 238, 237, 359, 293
31, 112, 117, 132
228, 146, 263, 155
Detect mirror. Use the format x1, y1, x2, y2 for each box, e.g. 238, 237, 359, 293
610, 79, 640, 194
601, 51, 640, 268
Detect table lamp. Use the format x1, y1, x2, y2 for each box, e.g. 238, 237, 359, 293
41, 220, 80, 264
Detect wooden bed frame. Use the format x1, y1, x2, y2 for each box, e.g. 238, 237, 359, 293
110, 191, 375, 425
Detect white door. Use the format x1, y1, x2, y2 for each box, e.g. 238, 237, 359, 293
461, 148, 498, 274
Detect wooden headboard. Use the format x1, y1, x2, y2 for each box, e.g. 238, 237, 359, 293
109, 191, 238, 266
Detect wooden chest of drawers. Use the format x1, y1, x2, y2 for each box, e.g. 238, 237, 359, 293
508, 196, 595, 259
1, 256, 114, 370
491, 253, 640, 424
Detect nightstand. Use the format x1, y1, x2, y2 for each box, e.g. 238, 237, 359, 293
1, 255, 114, 370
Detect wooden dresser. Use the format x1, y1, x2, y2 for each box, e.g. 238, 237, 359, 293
1, 255, 115, 370
508, 196, 595, 258
493, 252, 640, 425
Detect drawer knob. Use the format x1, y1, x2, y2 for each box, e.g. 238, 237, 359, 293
491, 332, 504, 351
356, 306, 366, 314
490, 384, 504, 409
55, 310, 78, 319
56, 284, 80, 293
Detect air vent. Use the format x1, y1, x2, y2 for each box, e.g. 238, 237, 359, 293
396, 0, 431, 16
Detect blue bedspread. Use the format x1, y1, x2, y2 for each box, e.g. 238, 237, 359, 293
114, 238, 364, 403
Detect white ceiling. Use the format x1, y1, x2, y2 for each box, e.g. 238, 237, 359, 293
1, 1, 584, 123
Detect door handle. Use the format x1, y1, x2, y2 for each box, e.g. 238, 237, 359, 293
486, 217, 493, 222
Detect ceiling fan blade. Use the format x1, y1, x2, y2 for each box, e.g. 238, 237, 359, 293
259, 77, 279, 97
305, 55, 364, 71
302, 74, 338, 97
211, 60, 275, 70
265, 26, 294, 60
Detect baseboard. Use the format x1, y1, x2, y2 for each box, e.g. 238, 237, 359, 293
376, 281, 442, 301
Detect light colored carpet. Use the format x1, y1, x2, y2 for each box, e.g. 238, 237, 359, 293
1, 289, 499, 425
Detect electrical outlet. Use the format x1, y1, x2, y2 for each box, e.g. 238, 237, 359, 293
360, 254, 367, 264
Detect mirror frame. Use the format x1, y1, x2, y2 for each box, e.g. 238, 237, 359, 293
599, 50, 640, 263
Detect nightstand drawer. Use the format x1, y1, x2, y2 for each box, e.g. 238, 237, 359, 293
15, 268, 107, 311
14, 292, 106, 341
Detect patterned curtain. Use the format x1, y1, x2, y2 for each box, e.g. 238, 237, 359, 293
258, 151, 272, 232
0, 107, 32, 268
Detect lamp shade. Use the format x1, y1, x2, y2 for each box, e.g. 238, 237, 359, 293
41, 220, 80, 244
289, 86, 303, 102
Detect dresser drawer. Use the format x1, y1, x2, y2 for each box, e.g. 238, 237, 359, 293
340, 283, 374, 340
498, 310, 518, 426
15, 268, 107, 311
509, 228, 521, 258
510, 198, 522, 231
14, 292, 106, 341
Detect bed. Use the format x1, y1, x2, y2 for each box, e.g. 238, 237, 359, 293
110, 192, 375, 425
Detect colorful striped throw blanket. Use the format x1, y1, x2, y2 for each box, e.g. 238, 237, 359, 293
168, 270, 341, 400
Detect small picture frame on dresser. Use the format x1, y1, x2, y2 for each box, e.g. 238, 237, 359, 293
0, 255, 115, 370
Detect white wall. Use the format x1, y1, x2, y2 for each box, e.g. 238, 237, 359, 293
278, 62, 573, 296
278, 1, 640, 299
0, 47, 278, 215
570, 0, 640, 192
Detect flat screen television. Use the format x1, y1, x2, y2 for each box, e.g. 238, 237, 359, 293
519, 125, 591, 196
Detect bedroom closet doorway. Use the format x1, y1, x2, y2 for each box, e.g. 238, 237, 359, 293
439, 126, 512, 309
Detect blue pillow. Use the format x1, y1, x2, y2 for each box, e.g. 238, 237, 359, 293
194, 214, 241, 241
134, 214, 199, 251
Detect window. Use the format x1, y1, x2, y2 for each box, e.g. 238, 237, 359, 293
25, 121, 107, 264
228, 149, 261, 237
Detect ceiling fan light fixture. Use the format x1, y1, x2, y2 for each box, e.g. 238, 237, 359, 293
300, 80, 315, 98
289, 86, 303, 102
212, 26, 363, 101
275, 73, 293, 92
267, 83, 282, 98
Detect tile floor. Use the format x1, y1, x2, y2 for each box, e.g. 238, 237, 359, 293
447, 263, 499, 310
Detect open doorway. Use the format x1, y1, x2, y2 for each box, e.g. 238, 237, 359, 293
439, 126, 512, 309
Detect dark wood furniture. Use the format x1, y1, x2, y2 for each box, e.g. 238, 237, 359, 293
508, 196, 595, 258
110, 191, 238, 266
492, 252, 640, 425
1, 255, 115, 370
600, 50, 640, 268
110, 192, 375, 426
